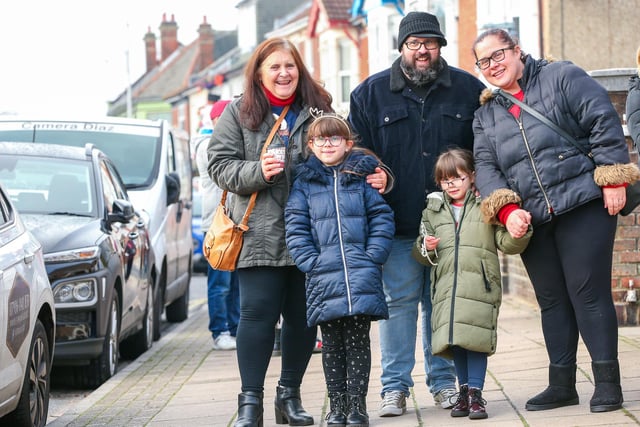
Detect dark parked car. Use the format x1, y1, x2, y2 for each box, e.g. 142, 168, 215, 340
0, 183, 55, 427
0, 142, 154, 388
0, 117, 193, 342
191, 190, 207, 274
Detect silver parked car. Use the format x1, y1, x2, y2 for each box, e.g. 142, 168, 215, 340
0, 183, 55, 427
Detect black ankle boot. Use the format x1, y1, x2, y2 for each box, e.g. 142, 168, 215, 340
326, 392, 347, 427
235, 392, 263, 427
274, 385, 314, 426
346, 394, 368, 427
590, 360, 624, 412
525, 363, 579, 411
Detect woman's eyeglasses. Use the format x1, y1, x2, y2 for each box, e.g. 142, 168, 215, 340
312, 136, 345, 147
404, 40, 439, 51
475, 47, 514, 70
440, 176, 468, 188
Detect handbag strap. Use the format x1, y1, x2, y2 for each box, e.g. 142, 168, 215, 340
221, 104, 290, 227
498, 89, 594, 161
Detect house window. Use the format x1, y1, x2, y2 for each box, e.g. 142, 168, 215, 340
338, 40, 352, 105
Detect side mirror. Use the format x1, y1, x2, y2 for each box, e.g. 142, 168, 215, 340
108, 199, 135, 224
166, 172, 181, 205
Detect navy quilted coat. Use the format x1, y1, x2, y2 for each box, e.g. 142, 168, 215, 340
285, 151, 395, 327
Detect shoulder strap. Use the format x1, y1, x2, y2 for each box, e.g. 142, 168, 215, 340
498, 89, 594, 161
221, 104, 291, 227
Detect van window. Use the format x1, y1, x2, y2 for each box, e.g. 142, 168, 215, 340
0, 121, 161, 189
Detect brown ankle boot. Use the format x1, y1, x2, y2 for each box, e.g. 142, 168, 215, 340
468, 388, 488, 419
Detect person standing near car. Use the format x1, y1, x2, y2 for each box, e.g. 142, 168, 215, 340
195, 99, 240, 351
348, 11, 486, 417
208, 37, 389, 427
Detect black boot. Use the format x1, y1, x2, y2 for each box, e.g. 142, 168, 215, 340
525, 363, 579, 411
468, 388, 488, 419
450, 384, 469, 417
326, 392, 347, 427
235, 392, 263, 427
274, 385, 314, 426
346, 394, 368, 427
590, 360, 624, 412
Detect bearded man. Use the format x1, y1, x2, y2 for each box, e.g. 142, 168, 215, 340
348, 11, 486, 418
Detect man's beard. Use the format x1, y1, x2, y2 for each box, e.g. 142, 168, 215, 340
400, 55, 444, 86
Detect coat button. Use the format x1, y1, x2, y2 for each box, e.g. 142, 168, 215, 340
456, 113, 462, 119
384, 117, 389, 122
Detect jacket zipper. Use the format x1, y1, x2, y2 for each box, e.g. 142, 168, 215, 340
333, 169, 352, 313
517, 118, 553, 214
448, 199, 465, 345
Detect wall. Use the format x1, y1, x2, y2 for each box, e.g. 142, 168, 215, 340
542, 0, 640, 71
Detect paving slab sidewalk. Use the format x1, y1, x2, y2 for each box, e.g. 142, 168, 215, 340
49, 296, 640, 427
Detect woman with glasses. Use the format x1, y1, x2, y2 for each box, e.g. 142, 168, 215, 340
285, 112, 395, 427
412, 148, 531, 419
472, 28, 639, 414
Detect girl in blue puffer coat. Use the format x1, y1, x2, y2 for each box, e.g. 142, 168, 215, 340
285, 112, 395, 427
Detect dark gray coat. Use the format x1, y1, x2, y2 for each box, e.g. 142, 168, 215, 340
474, 56, 632, 226
207, 98, 312, 268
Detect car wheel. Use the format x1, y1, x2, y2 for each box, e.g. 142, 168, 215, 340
73, 292, 120, 388
165, 273, 190, 323
2, 320, 51, 427
120, 283, 154, 359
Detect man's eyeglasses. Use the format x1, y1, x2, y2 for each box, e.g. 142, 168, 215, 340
312, 135, 345, 147
404, 40, 439, 51
440, 176, 468, 188
475, 47, 514, 70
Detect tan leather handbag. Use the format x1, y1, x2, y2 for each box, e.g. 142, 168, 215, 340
203, 106, 289, 271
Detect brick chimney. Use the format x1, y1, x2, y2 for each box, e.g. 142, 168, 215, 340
144, 26, 157, 72
160, 13, 179, 62
197, 16, 215, 72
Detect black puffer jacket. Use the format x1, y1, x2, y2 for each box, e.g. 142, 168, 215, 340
626, 74, 640, 151
474, 55, 634, 226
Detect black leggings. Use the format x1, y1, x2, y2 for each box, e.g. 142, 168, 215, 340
236, 266, 317, 393
520, 199, 619, 365
320, 315, 372, 396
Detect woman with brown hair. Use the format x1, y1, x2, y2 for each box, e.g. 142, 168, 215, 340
208, 37, 388, 427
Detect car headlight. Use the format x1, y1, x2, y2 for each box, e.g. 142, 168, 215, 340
54, 279, 97, 305
45, 246, 99, 263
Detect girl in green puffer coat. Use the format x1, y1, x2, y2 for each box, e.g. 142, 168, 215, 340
412, 148, 531, 420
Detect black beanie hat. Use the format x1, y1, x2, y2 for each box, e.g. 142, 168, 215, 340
397, 11, 447, 51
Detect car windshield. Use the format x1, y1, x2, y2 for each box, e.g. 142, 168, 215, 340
0, 120, 161, 188
0, 155, 95, 216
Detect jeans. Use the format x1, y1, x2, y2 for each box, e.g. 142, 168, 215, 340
379, 237, 456, 397
207, 265, 240, 339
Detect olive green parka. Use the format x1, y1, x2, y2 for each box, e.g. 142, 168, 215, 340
412, 190, 531, 358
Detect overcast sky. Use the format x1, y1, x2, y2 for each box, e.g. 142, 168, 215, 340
0, 1, 238, 117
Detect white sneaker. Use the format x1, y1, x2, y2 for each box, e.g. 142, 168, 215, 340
434, 387, 458, 409
378, 390, 406, 417
213, 332, 236, 350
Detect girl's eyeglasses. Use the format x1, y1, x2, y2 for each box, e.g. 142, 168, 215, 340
312, 136, 345, 147
440, 176, 468, 188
